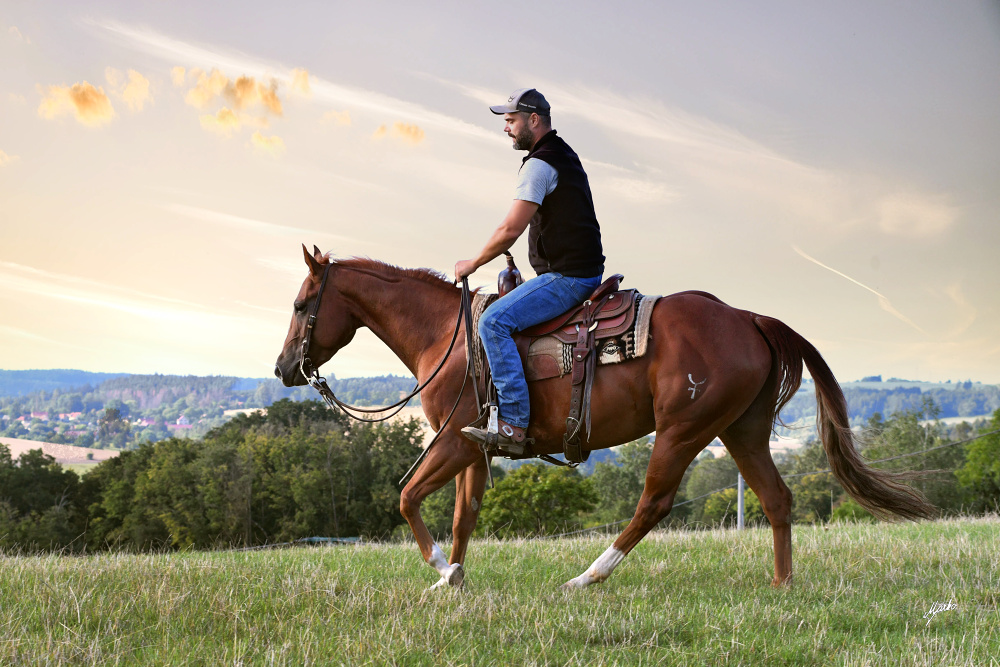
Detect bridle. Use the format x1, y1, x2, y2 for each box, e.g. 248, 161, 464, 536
297, 262, 484, 484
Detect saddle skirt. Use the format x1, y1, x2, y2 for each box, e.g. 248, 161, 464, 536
470, 287, 661, 383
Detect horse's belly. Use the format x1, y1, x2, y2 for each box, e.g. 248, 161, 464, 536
526, 358, 655, 454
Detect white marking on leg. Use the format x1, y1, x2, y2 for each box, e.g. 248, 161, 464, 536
562, 545, 626, 589
426, 543, 465, 590
470, 496, 479, 512
687, 374, 706, 399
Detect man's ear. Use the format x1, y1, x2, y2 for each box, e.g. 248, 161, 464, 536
302, 243, 323, 277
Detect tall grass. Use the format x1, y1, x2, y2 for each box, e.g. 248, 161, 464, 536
1, 517, 998, 665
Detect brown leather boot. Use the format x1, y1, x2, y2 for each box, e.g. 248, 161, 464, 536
461, 419, 529, 456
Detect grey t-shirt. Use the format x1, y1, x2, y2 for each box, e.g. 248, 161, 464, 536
514, 158, 559, 204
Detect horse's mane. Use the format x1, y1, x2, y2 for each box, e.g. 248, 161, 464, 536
334, 256, 457, 291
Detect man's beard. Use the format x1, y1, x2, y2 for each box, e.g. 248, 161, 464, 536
511, 127, 534, 151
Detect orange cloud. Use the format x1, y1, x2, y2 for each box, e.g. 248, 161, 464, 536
392, 122, 425, 145
37, 82, 115, 126
171, 66, 186, 86
106, 68, 152, 111
185, 68, 229, 108
227, 75, 283, 115
373, 121, 425, 145
200, 107, 241, 135
322, 110, 351, 125
290, 68, 311, 96
0, 149, 19, 167
251, 131, 285, 155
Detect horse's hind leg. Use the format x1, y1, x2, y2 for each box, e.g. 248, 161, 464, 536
720, 412, 794, 586
562, 426, 706, 589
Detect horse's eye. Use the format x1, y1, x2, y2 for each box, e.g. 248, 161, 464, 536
293, 301, 306, 313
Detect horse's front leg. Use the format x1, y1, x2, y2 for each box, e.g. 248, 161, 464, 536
399, 432, 480, 590
449, 455, 490, 566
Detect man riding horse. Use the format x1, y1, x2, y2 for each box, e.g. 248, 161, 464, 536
455, 88, 606, 455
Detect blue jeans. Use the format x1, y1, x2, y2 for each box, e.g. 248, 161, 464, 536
479, 272, 603, 429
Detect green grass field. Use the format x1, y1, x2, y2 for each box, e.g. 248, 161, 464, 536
2, 517, 998, 665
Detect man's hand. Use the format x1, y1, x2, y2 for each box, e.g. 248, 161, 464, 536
454, 259, 478, 280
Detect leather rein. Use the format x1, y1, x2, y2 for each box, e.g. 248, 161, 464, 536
298, 263, 482, 484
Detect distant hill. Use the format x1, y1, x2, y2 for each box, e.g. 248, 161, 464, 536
776, 378, 1000, 440
0, 369, 130, 397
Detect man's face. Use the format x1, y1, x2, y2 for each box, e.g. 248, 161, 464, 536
504, 112, 535, 151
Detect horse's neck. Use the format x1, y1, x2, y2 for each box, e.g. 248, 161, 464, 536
337, 271, 459, 378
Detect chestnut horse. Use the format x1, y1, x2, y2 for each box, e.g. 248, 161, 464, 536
274, 246, 934, 590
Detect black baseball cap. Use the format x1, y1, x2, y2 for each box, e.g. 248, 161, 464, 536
489, 88, 551, 116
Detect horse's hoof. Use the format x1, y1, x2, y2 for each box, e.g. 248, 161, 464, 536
560, 576, 587, 590
445, 563, 465, 588
426, 564, 465, 592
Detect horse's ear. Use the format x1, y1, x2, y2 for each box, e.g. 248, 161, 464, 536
302, 243, 323, 277
312, 245, 324, 261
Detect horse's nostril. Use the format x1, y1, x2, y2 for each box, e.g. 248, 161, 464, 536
274, 364, 282, 379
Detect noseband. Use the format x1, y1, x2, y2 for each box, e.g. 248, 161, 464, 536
298, 263, 332, 382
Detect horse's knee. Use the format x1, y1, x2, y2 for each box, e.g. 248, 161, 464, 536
633, 493, 675, 526
399, 487, 422, 522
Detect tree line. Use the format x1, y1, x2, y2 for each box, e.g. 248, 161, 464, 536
2, 398, 999, 553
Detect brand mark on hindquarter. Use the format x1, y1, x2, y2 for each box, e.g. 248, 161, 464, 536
688, 374, 707, 399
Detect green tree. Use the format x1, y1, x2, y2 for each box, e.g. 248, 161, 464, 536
0, 444, 90, 552
590, 438, 653, 524
956, 409, 1000, 513
684, 454, 739, 524
701, 487, 764, 526
476, 463, 597, 538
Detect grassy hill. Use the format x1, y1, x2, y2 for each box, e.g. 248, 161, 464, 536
2, 517, 997, 665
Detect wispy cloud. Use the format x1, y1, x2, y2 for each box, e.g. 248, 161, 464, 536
166, 204, 355, 243
0, 149, 18, 167
8, 26, 30, 44
792, 246, 927, 335
0, 324, 86, 349
94, 21, 499, 143
0, 261, 258, 327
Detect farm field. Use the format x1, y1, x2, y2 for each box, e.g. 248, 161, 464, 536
1, 518, 998, 666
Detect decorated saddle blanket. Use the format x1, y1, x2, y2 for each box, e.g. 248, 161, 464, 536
470, 290, 661, 383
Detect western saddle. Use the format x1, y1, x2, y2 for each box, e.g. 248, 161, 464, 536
477, 273, 640, 464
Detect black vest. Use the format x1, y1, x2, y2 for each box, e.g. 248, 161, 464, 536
521, 131, 605, 278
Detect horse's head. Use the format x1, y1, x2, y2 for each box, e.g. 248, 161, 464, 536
273, 245, 360, 386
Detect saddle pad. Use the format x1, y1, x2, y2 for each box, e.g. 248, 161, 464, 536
470, 291, 661, 382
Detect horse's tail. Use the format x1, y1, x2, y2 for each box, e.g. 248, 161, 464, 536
751, 314, 937, 521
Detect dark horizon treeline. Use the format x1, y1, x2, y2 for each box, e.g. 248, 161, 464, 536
2, 399, 999, 553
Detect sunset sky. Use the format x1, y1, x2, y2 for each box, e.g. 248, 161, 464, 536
2, 2, 999, 383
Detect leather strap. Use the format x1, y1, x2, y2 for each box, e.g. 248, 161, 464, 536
562, 294, 612, 463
